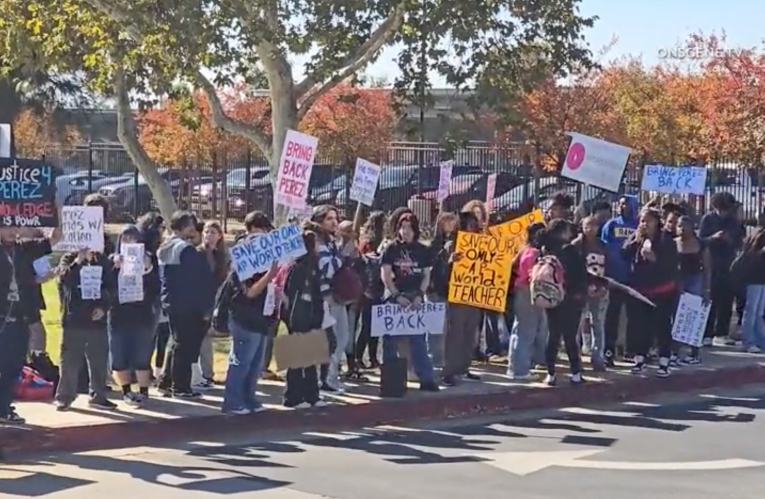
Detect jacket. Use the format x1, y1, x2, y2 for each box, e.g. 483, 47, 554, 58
0, 237, 52, 323
158, 235, 214, 315
600, 196, 639, 283
284, 257, 324, 333
698, 211, 745, 272
109, 254, 161, 327
622, 230, 679, 295
547, 242, 588, 301
226, 270, 272, 333
58, 252, 115, 327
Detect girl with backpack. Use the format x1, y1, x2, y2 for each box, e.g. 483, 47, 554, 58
533, 219, 590, 385
622, 207, 680, 378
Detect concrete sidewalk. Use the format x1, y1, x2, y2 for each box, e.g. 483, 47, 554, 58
2, 347, 764, 457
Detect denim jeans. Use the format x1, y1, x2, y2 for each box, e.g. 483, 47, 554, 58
585, 292, 609, 364
382, 334, 435, 384
426, 294, 446, 368
327, 302, 350, 385
508, 286, 547, 377
222, 318, 268, 413
741, 284, 765, 349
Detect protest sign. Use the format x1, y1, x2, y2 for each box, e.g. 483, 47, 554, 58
275, 130, 318, 209
436, 160, 454, 202
487, 209, 544, 258
0, 124, 11, 158
118, 243, 145, 304
370, 302, 446, 337
485, 173, 497, 210
80, 266, 103, 301
0, 158, 57, 228
671, 292, 711, 347
53, 206, 104, 253
641, 165, 707, 195
349, 158, 381, 207
448, 231, 514, 312
32, 257, 51, 278
561, 132, 631, 192
230, 224, 307, 280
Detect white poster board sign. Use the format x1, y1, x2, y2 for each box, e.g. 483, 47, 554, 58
80, 265, 103, 301
118, 243, 145, 304
229, 224, 308, 280
671, 292, 711, 347
349, 158, 381, 207
641, 165, 707, 195
436, 160, 453, 202
0, 124, 11, 158
275, 130, 318, 209
561, 132, 631, 192
53, 206, 104, 253
371, 302, 446, 337
485, 173, 497, 210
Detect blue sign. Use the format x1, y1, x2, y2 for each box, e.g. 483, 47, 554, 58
641, 165, 707, 195
0, 158, 58, 227
230, 224, 307, 280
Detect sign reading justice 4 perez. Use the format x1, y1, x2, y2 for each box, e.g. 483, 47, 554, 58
448, 231, 514, 312
0, 158, 58, 227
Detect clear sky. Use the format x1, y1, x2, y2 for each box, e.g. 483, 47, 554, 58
290, 0, 763, 87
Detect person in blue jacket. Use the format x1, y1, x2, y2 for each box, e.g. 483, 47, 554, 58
600, 195, 640, 365
156, 211, 215, 398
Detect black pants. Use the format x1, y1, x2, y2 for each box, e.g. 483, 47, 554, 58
604, 288, 628, 355
483, 312, 503, 356
705, 273, 734, 339
159, 312, 207, 392
545, 299, 584, 375
0, 320, 28, 416
354, 296, 380, 366
627, 292, 677, 359
154, 321, 171, 369
284, 362, 320, 406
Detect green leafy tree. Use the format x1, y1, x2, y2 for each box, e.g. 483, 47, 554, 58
0, 0, 595, 221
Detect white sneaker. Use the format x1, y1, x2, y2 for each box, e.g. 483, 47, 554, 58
294, 402, 311, 410
252, 406, 267, 413
313, 399, 329, 408
192, 379, 214, 390
703, 338, 714, 347
509, 373, 537, 381
746, 346, 762, 354
229, 408, 251, 415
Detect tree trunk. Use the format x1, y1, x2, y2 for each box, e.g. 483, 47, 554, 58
269, 74, 300, 226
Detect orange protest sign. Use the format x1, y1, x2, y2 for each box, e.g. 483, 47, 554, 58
448, 231, 513, 312
487, 209, 544, 258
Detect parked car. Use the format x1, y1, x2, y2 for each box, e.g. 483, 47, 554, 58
192, 167, 271, 215
56, 172, 111, 205
99, 168, 185, 219
310, 174, 348, 206
413, 172, 524, 213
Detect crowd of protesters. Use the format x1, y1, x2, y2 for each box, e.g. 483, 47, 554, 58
0, 187, 762, 423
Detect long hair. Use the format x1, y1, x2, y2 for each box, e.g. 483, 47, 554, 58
360, 210, 386, 253
310, 204, 338, 242
136, 211, 165, 254
200, 221, 229, 282
395, 212, 421, 242
743, 227, 765, 254
385, 207, 412, 239
462, 200, 487, 226
432, 211, 458, 250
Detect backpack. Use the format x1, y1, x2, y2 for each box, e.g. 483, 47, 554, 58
529, 255, 566, 309
360, 252, 384, 299
211, 273, 236, 333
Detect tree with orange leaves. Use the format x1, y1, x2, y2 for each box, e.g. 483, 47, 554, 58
300, 84, 397, 165
13, 107, 82, 158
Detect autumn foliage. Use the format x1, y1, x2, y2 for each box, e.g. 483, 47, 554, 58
13, 107, 82, 157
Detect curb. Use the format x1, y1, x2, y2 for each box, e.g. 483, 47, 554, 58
2, 363, 764, 458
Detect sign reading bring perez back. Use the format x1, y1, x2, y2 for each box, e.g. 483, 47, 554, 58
370, 302, 446, 337
641, 165, 707, 195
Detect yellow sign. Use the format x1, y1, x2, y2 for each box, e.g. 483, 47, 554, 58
448, 231, 514, 312
488, 209, 544, 241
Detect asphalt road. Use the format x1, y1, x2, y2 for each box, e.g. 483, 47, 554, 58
2, 386, 765, 499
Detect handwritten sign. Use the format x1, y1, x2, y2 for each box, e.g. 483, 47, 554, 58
0, 158, 57, 228
485, 173, 497, 211
487, 209, 544, 258
561, 132, 631, 192
349, 158, 381, 207
230, 224, 308, 280
118, 243, 145, 304
370, 302, 446, 337
641, 165, 707, 195
671, 292, 711, 347
275, 130, 318, 209
53, 206, 104, 253
448, 232, 514, 312
436, 160, 453, 202
80, 265, 103, 301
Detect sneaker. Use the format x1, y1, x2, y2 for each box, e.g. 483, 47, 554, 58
746, 345, 762, 354
656, 366, 670, 378
293, 402, 311, 410
669, 354, 679, 367
544, 374, 557, 386
0, 407, 26, 424
420, 381, 441, 392
88, 396, 117, 410
604, 353, 616, 368
251, 405, 267, 413
313, 399, 329, 408
53, 400, 71, 412
509, 373, 537, 381
228, 408, 251, 415
442, 375, 458, 386
192, 379, 215, 390
173, 390, 202, 399
703, 338, 714, 347
570, 373, 586, 385
679, 355, 701, 365
631, 356, 646, 374
123, 392, 144, 407
464, 372, 481, 381
724, 337, 738, 346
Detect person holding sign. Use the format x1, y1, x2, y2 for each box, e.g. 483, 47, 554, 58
108, 225, 160, 407
0, 203, 63, 424
622, 208, 680, 378
380, 212, 439, 392
54, 241, 117, 411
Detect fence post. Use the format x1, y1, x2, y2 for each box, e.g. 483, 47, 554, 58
87, 142, 94, 193
245, 148, 252, 216
222, 148, 229, 233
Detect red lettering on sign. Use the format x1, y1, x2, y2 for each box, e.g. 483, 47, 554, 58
278, 177, 306, 198
281, 159, 309, 180
0, 202, 54, 217
285, 141, 313, 161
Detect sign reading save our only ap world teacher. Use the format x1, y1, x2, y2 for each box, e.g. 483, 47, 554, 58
641, 164, 707, 195
230, 224, 308, 280
0, 158, 58, 227
448, 231, 514, 312
275, 130, 318, 210
561, 132, 631, 193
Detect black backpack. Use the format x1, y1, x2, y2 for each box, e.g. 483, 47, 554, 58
212, 273, 236, 333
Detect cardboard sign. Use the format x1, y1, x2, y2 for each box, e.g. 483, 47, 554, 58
447, 232, 514, 312
229, 224, 307, 280
671, 292, 711, 347
349, 158, 381, 207
53, 206, 104, 253
641, 165, 707, 195
273, 330, 330, 370
436, 160, 454, 202
275, 130, 318, 209
561, 132, 631, 192
370, 302, 446, 337
487, 209, 544, 258
0, 158, 57, 227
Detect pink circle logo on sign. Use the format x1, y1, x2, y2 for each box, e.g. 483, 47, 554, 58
565, 142, 586, 170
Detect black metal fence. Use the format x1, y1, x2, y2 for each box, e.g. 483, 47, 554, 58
32, 142, 765, 230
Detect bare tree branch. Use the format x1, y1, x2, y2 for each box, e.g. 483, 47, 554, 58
294, 2, 406, 121
196, 71, 273, 158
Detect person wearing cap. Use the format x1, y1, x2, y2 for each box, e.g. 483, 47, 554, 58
156, 210, 214, 398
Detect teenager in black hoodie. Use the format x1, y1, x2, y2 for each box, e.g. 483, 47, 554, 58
622, 207, 679, 377
542, 218, 589, 386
